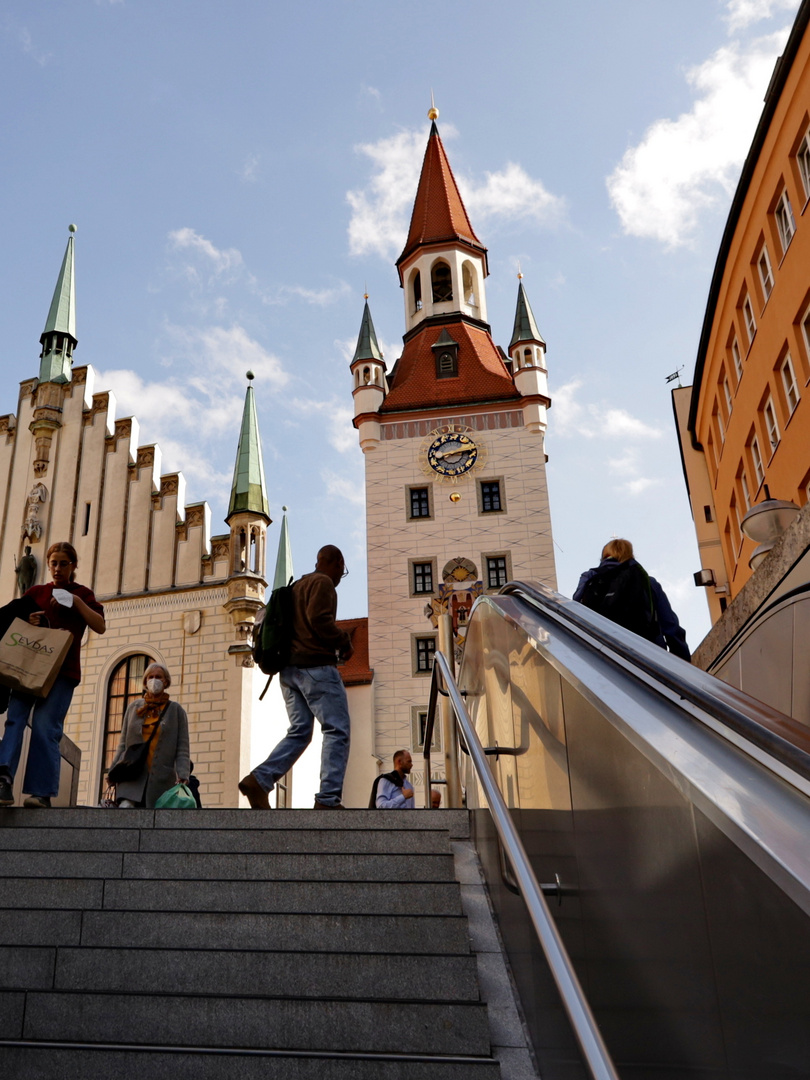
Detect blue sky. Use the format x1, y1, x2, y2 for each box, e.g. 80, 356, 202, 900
0, 0, 802, 650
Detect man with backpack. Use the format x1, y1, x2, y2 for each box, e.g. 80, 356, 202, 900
239, 545, 354, 809
574, 539, 690, 661
369, 750, 415, 809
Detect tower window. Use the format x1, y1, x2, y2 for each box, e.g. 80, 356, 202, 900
412, 561, 434, 594
431, 262, 453, 303
479, 480, 503, 513
462, 261, 477, 307
409, 487, 431, 519
437, 352, 457, 377
412, 270, 422, 312
414, 635, 437, 674
486, 555, 508, 589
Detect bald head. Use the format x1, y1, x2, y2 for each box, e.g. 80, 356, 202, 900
316, 545, 346, 586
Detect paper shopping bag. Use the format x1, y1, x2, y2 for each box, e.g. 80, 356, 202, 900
0, 618, 72, 698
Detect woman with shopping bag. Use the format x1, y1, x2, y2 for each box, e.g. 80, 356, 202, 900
0, 542, 106, 808
108, 663, 190, 808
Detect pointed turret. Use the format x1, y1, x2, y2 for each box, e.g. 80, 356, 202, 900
351, 298, 387, 453
227, 374, 270, 522
272, 507, 294, 590
396, 113, 490, 333
509, 276, 550, 435
39, 226, 77, 384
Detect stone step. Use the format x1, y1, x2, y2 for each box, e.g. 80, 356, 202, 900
0, 1046, 500, 1080
0, 910, 469, 952
0, 850, 455, 882
102, 878, 464, 915
50, 947, 480, 1000
0, 807, 470, 835
16, 992, 493, 1057
0, 826, 453, 854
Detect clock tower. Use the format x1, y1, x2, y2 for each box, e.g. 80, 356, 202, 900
351, 112, 557, 798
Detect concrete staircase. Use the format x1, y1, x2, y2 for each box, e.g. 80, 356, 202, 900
0, 807, 515, 1078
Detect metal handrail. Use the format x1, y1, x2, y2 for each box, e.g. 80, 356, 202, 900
423, 651, 620, 1080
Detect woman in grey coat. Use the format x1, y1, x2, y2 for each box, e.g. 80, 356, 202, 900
110, 663, 190, 808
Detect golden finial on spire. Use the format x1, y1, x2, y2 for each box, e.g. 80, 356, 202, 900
517, 260, 523, 280
363, 281, 369, 301
428, 89, 439, 122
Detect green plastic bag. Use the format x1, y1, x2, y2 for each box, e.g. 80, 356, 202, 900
154, 783, 197, 810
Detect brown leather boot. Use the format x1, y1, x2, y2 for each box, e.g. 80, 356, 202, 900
238, 773, 270, 809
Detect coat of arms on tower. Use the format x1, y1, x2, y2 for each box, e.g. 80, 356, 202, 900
424, 557, 483, 665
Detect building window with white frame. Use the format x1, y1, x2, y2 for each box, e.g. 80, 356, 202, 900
743, 295, 756, 345
763, 396, 780, 451
781, 353, 800, 415
731, 336, 743, 382
775, 189, 796, 253
741, 469, 751, 511
722, 373, 733, 420
750, 434, 764, 487
714, 401, 725, 444
798, 129, 810, 200
757, 246, 774, 300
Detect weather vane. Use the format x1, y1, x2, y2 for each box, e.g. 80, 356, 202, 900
665, 367, 684, 387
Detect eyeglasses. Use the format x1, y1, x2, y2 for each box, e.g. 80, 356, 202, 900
341, 564, 349, 579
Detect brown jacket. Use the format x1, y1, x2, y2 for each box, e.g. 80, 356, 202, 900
289, 571, 351, 668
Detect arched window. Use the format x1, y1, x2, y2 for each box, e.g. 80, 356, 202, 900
524, 347, 533, 365
412, 270, 422, 311
462, 262, 477, 307
100, 653, 153, 797
431, 262, 453, 303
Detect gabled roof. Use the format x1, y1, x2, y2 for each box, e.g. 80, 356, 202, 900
336, 617, 373, 686
227, 382, 270, 521
352, 300, 385, 365
42, 231, 77, 342
396, 122, 487, 276
509, 281, 545, 349
380, 318, 519, 413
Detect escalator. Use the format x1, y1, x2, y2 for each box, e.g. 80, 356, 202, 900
446, 581, 810, 1080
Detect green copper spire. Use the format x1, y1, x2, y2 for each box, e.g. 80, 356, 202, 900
227, 373, 270, 522
39, 226, 78, 384
272, 507, 294, 590
509, 280, 545, 350
351, 299, 385, 364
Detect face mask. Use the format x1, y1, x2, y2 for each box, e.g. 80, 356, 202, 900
146, 678, 164, 695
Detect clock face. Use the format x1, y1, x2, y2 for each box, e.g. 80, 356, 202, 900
425, 429, 480, 478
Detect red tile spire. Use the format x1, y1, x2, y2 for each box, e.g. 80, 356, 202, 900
396, 122, 486, 280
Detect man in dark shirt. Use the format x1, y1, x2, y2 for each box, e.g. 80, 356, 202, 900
239, 545, 354, 809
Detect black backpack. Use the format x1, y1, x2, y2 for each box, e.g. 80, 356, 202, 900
252, 580, 295, 698
578, 561, 659, 642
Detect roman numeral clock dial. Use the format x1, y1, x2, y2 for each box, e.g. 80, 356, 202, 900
420, 426, 487, 481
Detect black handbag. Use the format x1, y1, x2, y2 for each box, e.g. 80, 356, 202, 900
108, 705, 165, 784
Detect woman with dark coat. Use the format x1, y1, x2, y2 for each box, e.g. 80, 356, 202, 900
110, 662, 190, 808
574, 538, 691, 661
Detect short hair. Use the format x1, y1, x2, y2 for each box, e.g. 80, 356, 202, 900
46, 541, 78, 582
393, 749, 410, 765
317, 545, 344, 564
144, 662, 172, 689
602, 538, 633, 563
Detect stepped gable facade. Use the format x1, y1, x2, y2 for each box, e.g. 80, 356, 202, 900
0, 231, 271, 806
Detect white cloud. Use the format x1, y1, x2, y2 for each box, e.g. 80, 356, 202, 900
321, 468, 365, 506
725, 0, 799, 31
551, 379, 662, 441
2, 18, 51, 65
607, 29, 790, 247
240, 153, 260, 183
347, 126, 564, 260
282, 282, 353, 307
163, 323, 289, 390
288, 398, 357, 454
168, 228, 244, 277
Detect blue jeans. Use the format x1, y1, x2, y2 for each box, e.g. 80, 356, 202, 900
0, 676, 75, 798
253, 665, 351, 806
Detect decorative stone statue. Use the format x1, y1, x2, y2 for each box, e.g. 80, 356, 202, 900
22, 482, 47, 542
15, 545, 37, 595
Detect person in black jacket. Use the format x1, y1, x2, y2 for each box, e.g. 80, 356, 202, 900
370, 750, 415, 809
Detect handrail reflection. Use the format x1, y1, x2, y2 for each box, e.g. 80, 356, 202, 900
423, 651, 621, 1080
